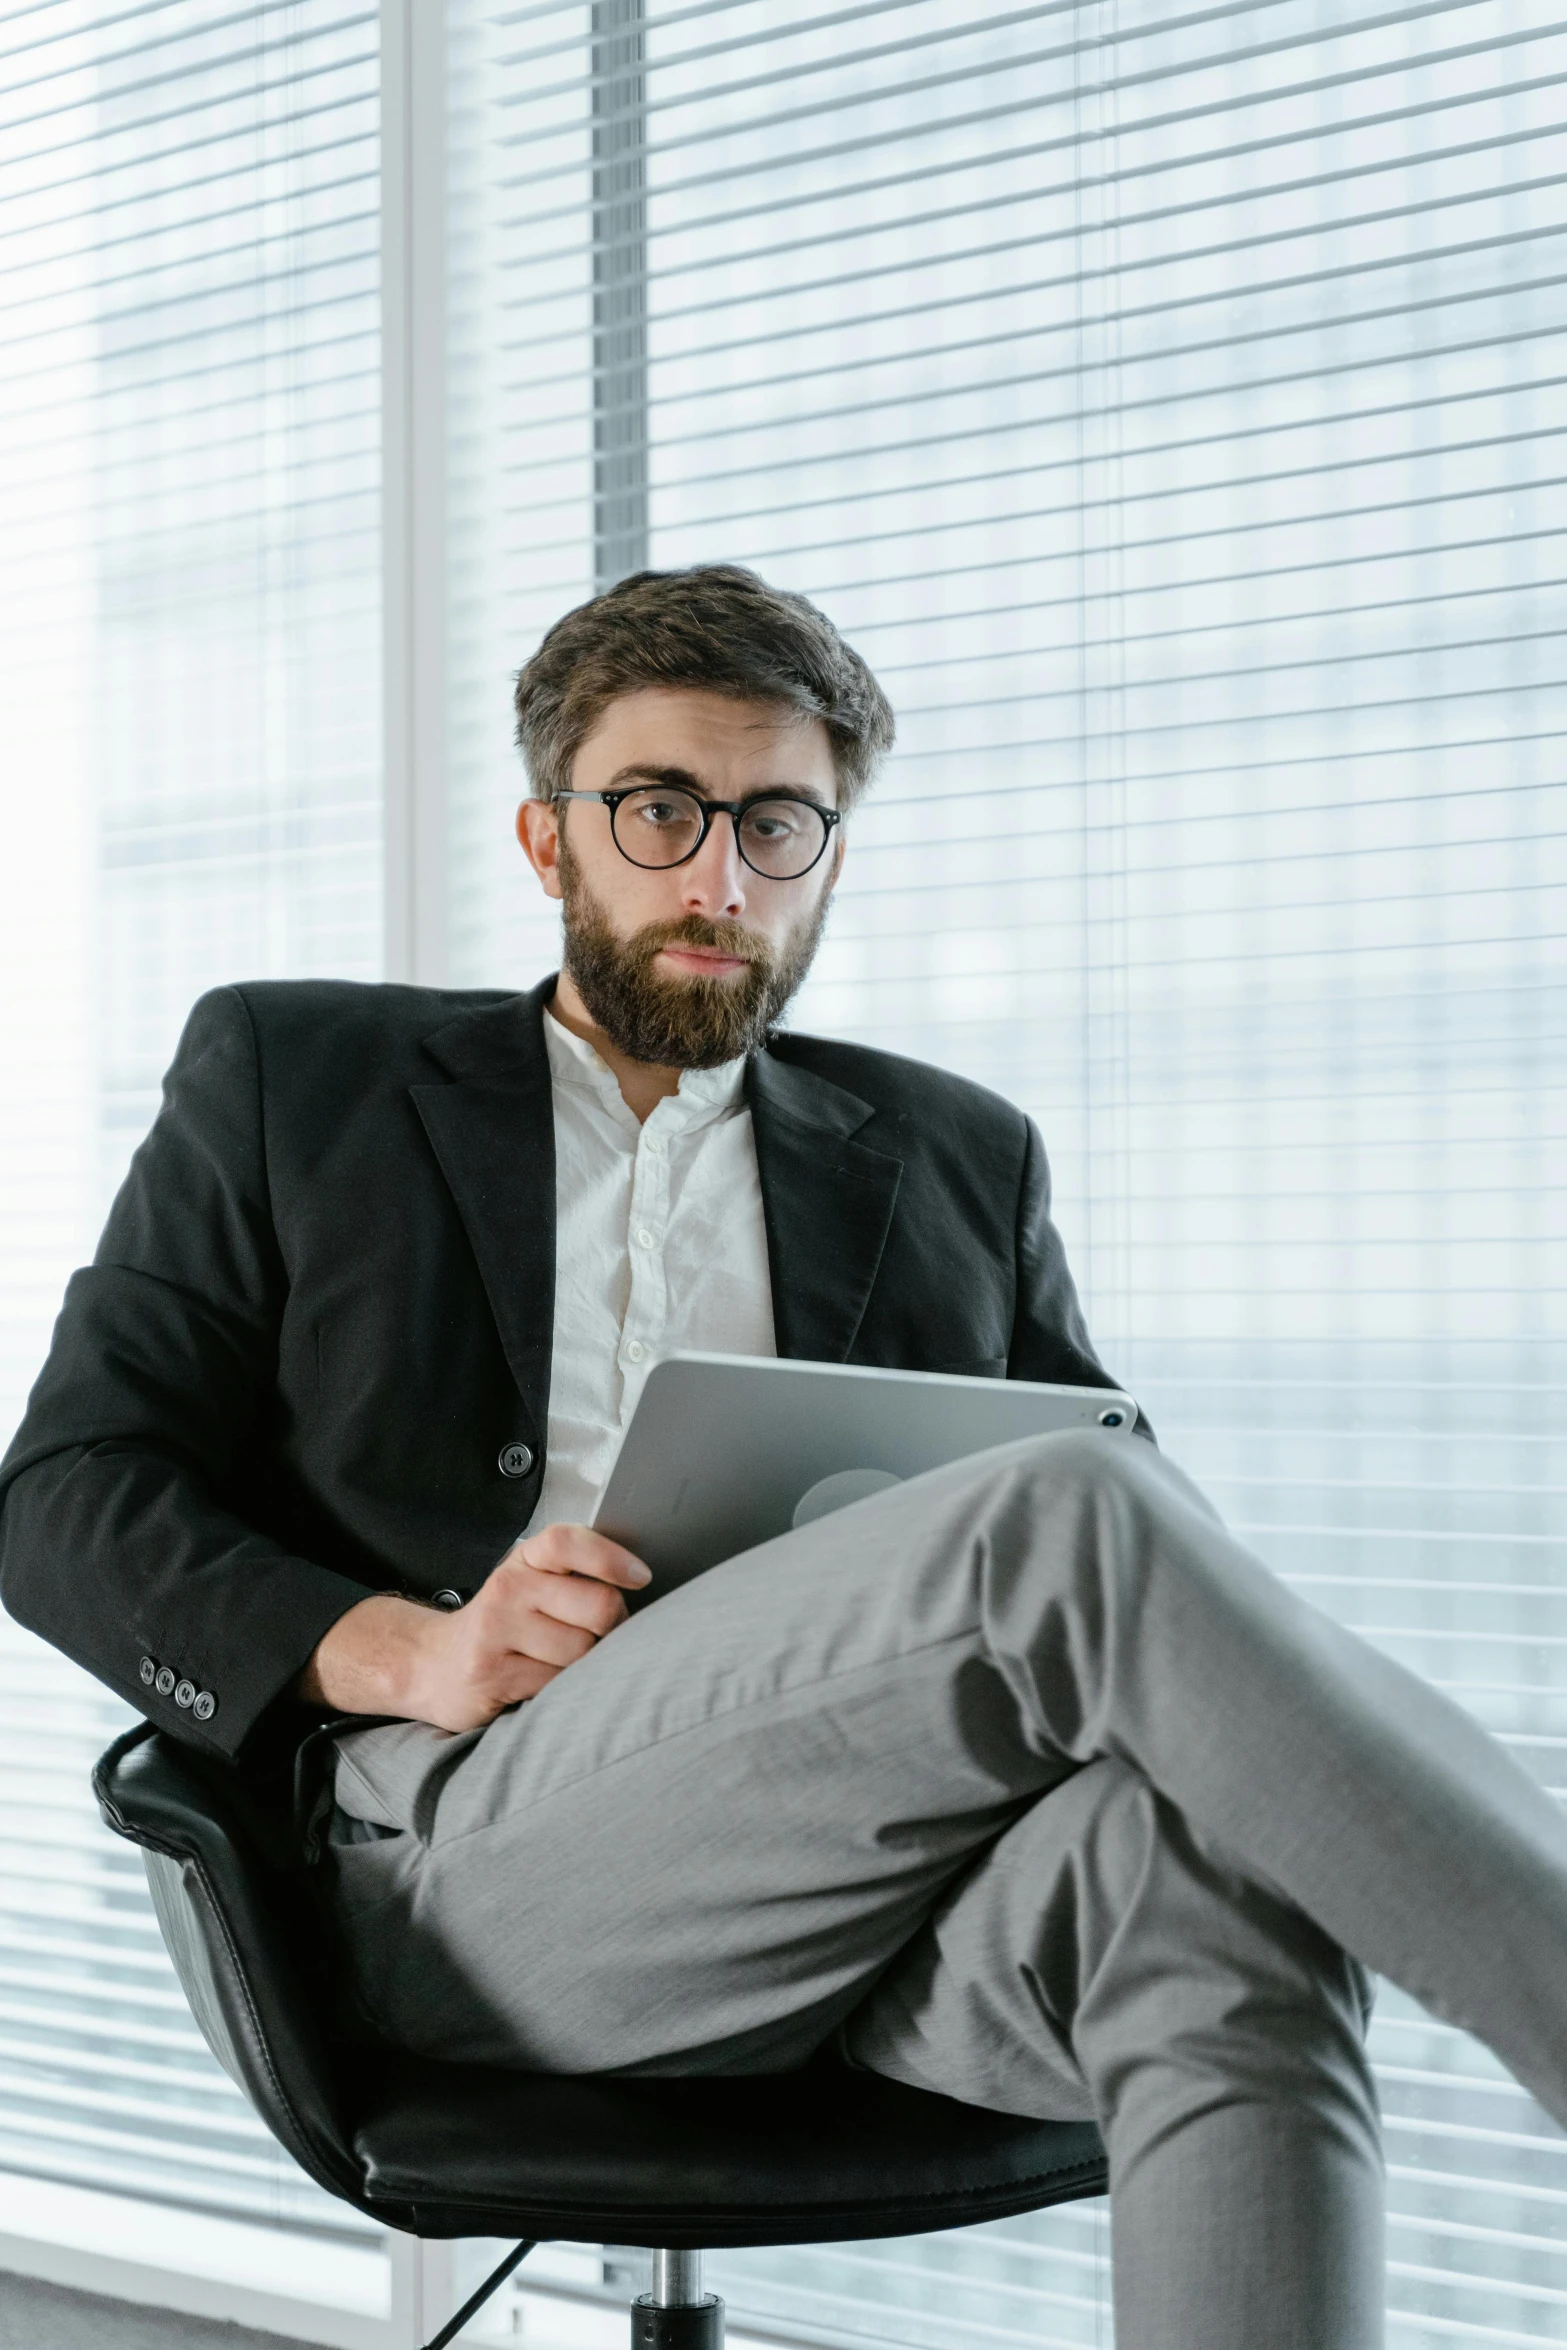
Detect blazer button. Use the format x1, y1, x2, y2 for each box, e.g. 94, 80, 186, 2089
174, 1679, 196, 1709
498, 1442, 534, 1479
431, 1589, 464, 1611
139, 1657, 157, 1687
192, 1691, 217, 1723
154, 1667, 176, 1697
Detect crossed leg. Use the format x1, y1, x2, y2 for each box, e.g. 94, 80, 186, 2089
323, 1429, 1567, 2349
847, 1758, 1382, 2347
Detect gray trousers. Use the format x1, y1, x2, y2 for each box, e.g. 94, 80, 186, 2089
324, 1430, 1567, 2350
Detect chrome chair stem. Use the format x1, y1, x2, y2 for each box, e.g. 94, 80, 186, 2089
635, 2249, 724, 2346
652, 2249, 704, 2305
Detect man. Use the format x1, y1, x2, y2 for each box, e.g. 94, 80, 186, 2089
4, 565, 1567, 2350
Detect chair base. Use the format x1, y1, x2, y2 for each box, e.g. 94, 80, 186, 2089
632, 2293, 725, 2347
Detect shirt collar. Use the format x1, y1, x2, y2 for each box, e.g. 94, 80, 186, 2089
543, 1004, 749, 1132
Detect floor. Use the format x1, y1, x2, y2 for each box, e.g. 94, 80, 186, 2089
0, 2272, 333, 2350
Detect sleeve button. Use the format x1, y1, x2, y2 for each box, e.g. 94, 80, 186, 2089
154, 1667, 176, 1697
138, 1657, 157, 1687
498, 1442, 534, 1478
192, 1691, 217, 1723
174, 1679, 196, 1709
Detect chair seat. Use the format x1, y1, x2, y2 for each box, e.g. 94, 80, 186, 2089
95, 1725, 1107, 2247
355, 2050, 1106, 2246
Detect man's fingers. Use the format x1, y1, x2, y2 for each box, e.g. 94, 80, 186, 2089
525, 1573, 628, 1637
506, 1522, 652, 1589
506, 1611, 600, 1671
476, 1651, 560, 1714
421, 1525, 652, 1722
464, 1578, 617, 1657
482, 1557, 631, 1638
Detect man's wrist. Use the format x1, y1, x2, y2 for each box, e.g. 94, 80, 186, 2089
297, 1592, 446, 1719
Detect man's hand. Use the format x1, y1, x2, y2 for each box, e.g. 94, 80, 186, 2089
296, 1525, 651, 1732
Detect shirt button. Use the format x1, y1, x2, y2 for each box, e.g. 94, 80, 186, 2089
138, 1657, 156, 1687
645, 1135, 665, 1156
192, 1691, 217, 1723
498, 1442, 534, 1478
174, 1679, 196, 1710
154, 1667, 176, 1698
636, 1227, 655, 1249
626, 1339, 645, 1364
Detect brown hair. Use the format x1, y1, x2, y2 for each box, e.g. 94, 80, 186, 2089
513, 564, 895, 812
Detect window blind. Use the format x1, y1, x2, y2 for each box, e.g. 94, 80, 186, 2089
445, 2, 1567, 2344
0, 0, 380, 2230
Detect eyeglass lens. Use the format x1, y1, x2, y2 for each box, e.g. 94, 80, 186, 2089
611, 786, 828, 878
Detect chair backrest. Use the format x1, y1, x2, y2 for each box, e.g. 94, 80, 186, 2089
94, 1723, 369, 2208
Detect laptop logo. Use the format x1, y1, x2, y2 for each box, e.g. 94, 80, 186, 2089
792, 1467, 903, 1530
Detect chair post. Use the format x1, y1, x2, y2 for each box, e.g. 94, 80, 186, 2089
631, 2248, 724, 2347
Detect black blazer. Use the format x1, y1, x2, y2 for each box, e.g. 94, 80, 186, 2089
0, 976, 1128, 1766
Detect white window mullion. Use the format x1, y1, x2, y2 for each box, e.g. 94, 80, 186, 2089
382, 0, 448, 987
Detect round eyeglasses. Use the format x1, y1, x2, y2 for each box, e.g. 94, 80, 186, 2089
554, 785, 841, 881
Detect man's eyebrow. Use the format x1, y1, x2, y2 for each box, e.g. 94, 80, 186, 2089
604, 763, 705, 794
603, 763, 832, 806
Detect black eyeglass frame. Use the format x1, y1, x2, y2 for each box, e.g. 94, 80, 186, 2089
552, 787, 842, 879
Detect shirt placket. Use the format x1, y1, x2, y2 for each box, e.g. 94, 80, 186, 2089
618, 1111, 675, 1415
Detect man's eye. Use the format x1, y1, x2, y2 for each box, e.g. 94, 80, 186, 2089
746, 805, 805, 839
638, 799, 689, 827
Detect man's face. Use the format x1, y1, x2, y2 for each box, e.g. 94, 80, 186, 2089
517, 687, 843, 1068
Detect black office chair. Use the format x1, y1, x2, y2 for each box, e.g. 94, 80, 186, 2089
93, 1723, 1107, 2350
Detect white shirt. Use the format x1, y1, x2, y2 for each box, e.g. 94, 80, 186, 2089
524, 1007, 777, 1533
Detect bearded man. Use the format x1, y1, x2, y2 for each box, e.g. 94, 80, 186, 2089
6, 566, 1567, 2350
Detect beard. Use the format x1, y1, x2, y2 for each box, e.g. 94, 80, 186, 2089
558, 841, 830, 1069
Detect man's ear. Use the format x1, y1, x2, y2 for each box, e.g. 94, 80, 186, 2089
516, 798, 565, 902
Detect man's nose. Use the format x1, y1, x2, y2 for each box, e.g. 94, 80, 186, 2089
679, 812, 748, 916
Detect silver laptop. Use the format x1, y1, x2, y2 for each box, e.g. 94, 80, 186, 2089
594, 1351, 1138, 1606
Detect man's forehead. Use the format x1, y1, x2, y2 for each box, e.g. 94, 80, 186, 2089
575, 686, 838, 801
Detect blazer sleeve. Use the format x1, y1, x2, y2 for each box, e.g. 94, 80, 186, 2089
1007, 1116, 1155, 1441
0, 986, 377, 1763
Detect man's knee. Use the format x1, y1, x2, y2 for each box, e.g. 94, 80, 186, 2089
1010, 1420, 1219, 1520
984, 1423, 1227, 1640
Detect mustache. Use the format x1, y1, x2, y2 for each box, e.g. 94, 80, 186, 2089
633, 914, 767, 969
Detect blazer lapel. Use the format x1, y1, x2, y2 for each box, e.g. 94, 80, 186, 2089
410, 979, 558, 1441
749, 1050, 903, 1363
